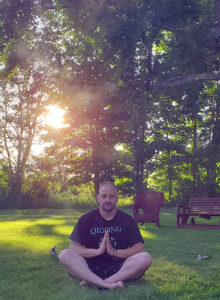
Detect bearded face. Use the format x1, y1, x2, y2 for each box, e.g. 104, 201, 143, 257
97, 183, 118, 214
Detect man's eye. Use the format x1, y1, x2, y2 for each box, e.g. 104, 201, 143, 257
110, 195, 115, 199
102, 194, 107, 198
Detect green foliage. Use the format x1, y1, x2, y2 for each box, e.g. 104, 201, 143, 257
0, 165, 10, 208
50, 184, 97, 209
0, 0, 219, 208
0, 166, 9, 193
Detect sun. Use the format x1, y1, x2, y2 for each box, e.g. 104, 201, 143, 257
45, 105, 65, 128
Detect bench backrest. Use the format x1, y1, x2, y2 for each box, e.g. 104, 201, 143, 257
188, 198, 220, 214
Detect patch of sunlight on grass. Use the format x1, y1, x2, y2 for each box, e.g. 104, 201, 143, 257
0, 234, 67, 255
1, 219, 70, 235
212, 244, 220, 249
0, 217, 72, 254
140, 229, 158, 240
1, 208, 220, 300
54, 226, 72, 235
148, 257, 211, 296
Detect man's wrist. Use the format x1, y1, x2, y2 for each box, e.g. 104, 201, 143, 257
112, 248, 118, 257
96, 246, 105, 256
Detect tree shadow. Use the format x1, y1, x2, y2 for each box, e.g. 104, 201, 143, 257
1, 208, 220, 299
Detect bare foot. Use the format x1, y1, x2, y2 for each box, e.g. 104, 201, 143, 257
79, 280, 105, 290
79, 280, 89, 287
103, 280, 124, 289
79, 279, 124, 290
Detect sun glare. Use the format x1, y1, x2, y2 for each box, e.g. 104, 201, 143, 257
115, 144, 124, 151
45, 105, 65, 128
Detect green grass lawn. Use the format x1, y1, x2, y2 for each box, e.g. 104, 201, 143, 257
0, 208, 220, 300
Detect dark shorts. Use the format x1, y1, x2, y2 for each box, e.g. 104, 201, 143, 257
86, 257, 126, 279
68, 257, 146, 281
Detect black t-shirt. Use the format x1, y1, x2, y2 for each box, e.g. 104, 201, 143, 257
69, 209, 144, 261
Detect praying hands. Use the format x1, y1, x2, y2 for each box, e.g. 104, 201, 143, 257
98, 231, 117, 257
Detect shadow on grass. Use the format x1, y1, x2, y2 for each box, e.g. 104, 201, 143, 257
0, 208, 85, 220
1, 208, 220, 299
1, 244, 218, 300
0, 244, 156, 300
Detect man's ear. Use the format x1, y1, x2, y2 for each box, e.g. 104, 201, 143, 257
96, 194, 100, 204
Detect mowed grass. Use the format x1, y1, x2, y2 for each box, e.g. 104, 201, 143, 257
0, 208, 220, 300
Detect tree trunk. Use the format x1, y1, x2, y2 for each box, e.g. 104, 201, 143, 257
90, 124, 100, 198
9, 171, 23, 208
133, 121, 145, 194
206, 103, 220, 196
191, 115, 199, 187
167, 150, 173, 202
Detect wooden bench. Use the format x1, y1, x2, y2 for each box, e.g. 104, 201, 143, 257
176, 198, 220, 229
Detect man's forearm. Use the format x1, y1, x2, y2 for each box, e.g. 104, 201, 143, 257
114, 243, 144, 259
69, 243, 101, 258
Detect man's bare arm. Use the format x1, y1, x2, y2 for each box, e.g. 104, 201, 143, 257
105, 232, 144, 258
114, 242, 144, 259
69, 238, 105, 258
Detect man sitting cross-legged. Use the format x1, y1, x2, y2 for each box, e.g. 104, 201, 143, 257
59, 181, 152, 289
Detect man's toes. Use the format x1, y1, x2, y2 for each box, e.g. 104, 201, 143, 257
79, 280, 89, 287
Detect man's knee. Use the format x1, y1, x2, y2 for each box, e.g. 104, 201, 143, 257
59, 249, 75, 265
59, 249, 85, 267
133, 252, 152, 270
58, 249, 67, 264
140, 252, 152, 269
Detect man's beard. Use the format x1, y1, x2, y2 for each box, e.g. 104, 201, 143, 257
102, 202, 115, 212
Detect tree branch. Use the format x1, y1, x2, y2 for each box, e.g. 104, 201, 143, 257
150, 71, 220, 90
215, 0, 220, 25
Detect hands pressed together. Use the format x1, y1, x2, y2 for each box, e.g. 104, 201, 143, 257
98, 231, 117, 257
